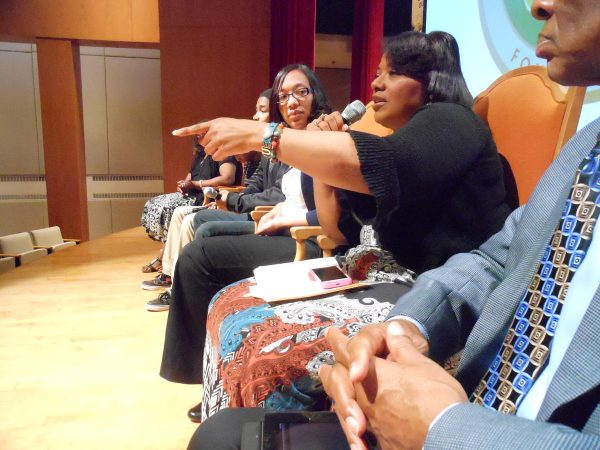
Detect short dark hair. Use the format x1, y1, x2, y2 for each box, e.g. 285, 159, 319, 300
383, 31, 473, 108
269, 64, 332, 125
259, 88, 272, 99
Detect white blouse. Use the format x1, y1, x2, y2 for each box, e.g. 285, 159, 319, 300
280, 168, 308, 221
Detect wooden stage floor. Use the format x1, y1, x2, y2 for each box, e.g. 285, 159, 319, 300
0, 227, 200, 449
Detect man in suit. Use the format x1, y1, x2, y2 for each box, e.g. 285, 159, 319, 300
319, 1, 600, 448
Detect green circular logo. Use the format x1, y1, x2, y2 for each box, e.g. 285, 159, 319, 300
479, 0, 544, 71
480, 0, 598, 104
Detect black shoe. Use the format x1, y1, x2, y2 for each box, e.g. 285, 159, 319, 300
144, 290, 171, 312
187, 402, 202, 423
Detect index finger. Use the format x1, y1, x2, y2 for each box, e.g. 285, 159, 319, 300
325, 327, 351, 367
345, 323, 390, 383
171, 120, 211, 137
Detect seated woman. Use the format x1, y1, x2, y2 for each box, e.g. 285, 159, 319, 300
139, 137, 240, 272
173, 30, 516, 427
140, 89, 272, 295
159, 64, 333, 412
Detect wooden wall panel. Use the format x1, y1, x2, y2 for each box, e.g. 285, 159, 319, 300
158, 0, 271, 190
87, 200, 113, 240
0, 46, 40, 175
111, 199, 148, 232
36, 39, 89, 241
105, 55, 162, 175
81, 52, 110, 174
0, 202, 48, 236
0, 0, 159, 43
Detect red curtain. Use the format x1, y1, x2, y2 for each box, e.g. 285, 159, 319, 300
351, 0, 385, 104
270, 0, 316, 81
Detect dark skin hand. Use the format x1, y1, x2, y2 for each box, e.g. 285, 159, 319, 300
307, 111, 348, 132
320, 323, 467, 450
177, 179, 194, 194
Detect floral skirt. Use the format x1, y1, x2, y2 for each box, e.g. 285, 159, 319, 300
140, 192, 196, 242
201, 279, 408, 421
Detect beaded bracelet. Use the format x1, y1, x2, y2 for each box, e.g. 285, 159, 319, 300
261, 122, 284, 162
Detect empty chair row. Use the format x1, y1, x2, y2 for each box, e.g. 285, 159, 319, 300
0, 226, 79, 273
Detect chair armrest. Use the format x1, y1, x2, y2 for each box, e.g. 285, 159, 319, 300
253, 205, 274, 212
289, 226, 344, 260
64, 238, 81, 244
289, 226, 325, 262
33, 245, 55, 254
290, 226, 324, 241
317, 235, 339, 258
0, 253, 21, 258
250, 209, 270, 223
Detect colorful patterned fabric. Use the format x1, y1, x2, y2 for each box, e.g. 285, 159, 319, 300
201, 279, 403, 421
472, 136, 600, 413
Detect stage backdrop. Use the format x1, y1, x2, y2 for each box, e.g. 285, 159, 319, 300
425, 0, 599, 129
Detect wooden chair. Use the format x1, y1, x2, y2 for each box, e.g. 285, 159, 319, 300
472, 65, 586, 205
29, 226, 79, 253
0, 232, 48, 266
250, 206, 336, 262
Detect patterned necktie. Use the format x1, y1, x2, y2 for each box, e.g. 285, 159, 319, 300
472, 134, 600, 414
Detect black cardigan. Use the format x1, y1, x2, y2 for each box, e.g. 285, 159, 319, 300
301, 173, 318, 226
340, 101, 513, 274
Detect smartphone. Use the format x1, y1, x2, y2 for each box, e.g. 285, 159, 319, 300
309, 265, 353, 289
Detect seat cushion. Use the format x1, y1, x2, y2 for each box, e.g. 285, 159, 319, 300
51, 241, 77, 252
30, 226, 64, 247
0, 232, 34, 254
19, 249, 48, 265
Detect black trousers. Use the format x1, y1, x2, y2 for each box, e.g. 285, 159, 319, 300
159, 234, 321, 384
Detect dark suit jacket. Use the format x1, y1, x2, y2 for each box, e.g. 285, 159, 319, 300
389, 116, 600, 449
225, 157, 288, 213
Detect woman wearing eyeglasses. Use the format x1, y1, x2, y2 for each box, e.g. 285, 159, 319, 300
158, 64, 337, 416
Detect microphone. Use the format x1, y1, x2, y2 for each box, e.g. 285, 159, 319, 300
341, 100, 367, 126
203, 186, 221, 200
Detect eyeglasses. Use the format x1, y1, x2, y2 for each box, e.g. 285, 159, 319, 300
277, 87, 312, 104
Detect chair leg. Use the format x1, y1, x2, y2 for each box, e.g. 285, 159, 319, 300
294, 240, 306, 262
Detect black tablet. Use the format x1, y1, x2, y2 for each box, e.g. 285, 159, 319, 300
261, 411, 349, 450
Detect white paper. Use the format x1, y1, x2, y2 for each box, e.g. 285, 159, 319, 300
250, 257, 346, 303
